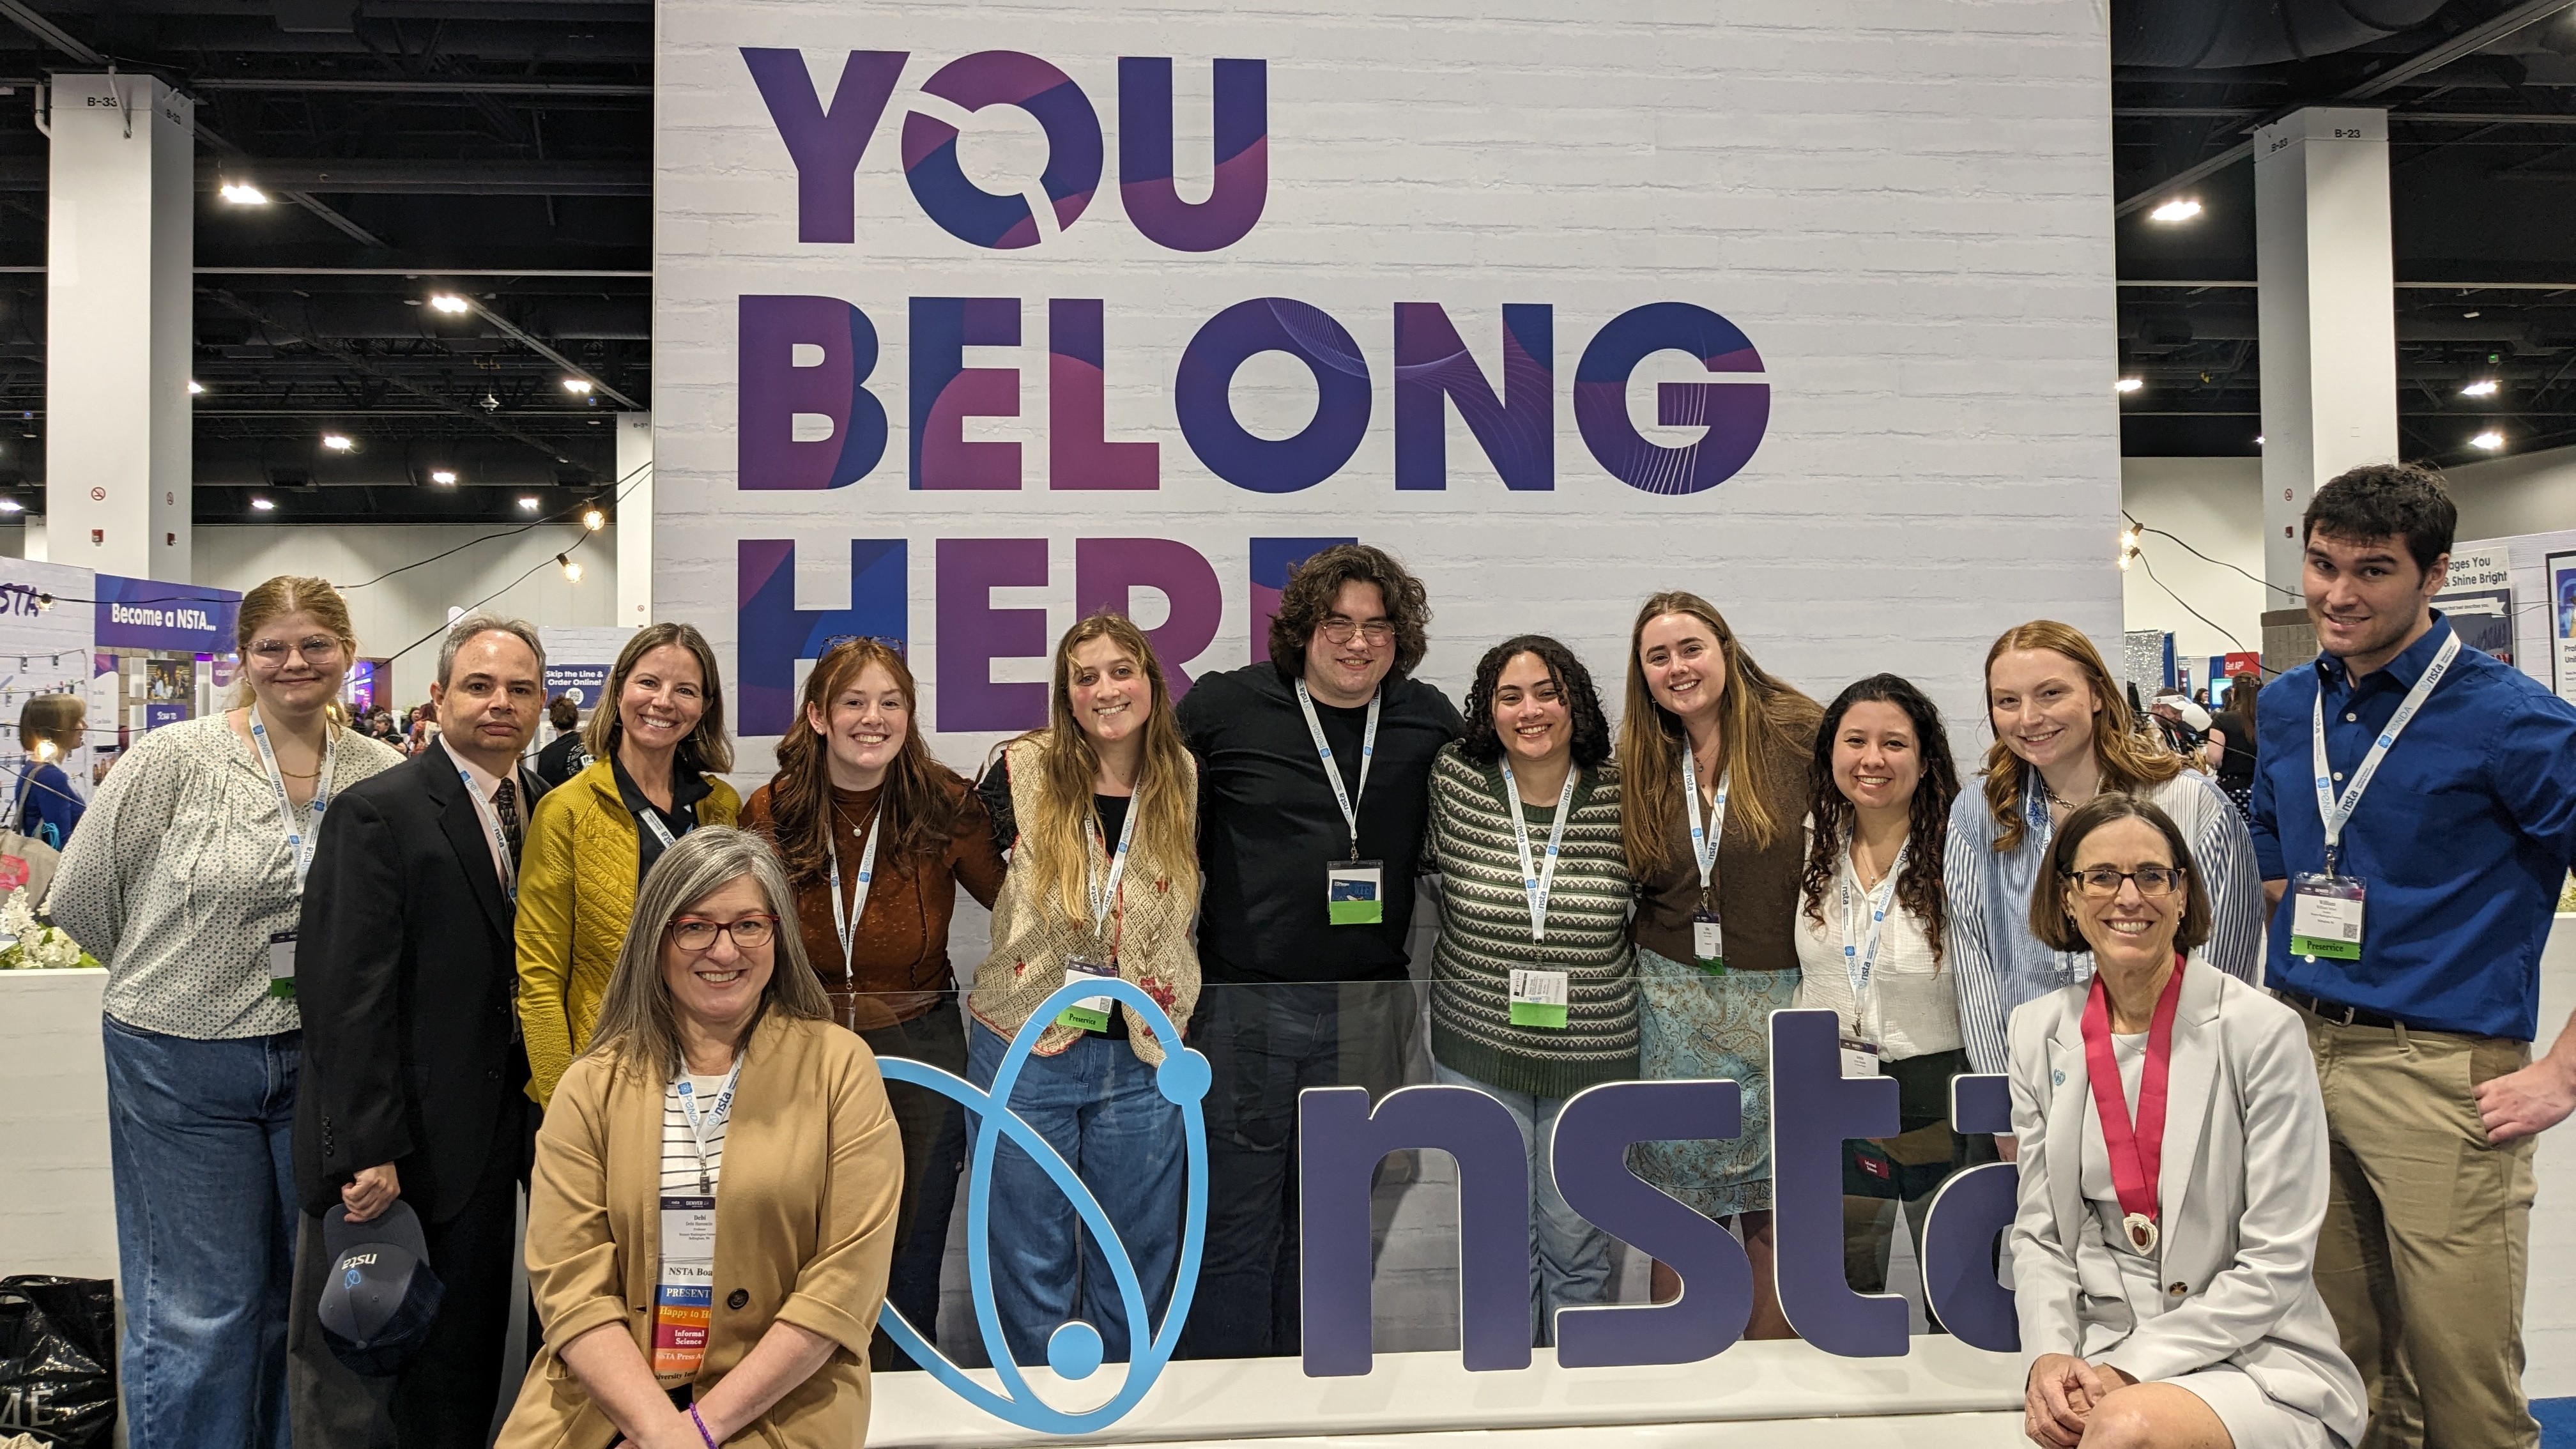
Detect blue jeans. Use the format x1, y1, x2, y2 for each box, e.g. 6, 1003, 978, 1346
101, 1015, 299, 1449
1430, 1059, 1618, 1346
966, 1023, 1184, 1368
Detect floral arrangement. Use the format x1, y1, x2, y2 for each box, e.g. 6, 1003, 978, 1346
0, 888, 98, 970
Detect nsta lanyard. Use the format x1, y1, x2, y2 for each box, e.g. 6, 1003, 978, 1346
1295, 680, 1380, 859
449, 756, 519, 902
1087, 792, 1140, 940
1679, 744, 1729, 896
1499, 760, 1577, 942
247, 710, 335, 891
2310, 631, 2459, 875
1838, 839, 1910, 1002
673, 1059, 743, 1196
825, 806, 882, 970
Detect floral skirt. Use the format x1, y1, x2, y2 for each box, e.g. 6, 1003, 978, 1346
1626, 946, 1798, 1218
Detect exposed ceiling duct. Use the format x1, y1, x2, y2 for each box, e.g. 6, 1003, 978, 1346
2113, 0, 2454, 68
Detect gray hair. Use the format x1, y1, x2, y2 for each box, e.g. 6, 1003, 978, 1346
436, 613, 547, 690
581, 827, 832, 1084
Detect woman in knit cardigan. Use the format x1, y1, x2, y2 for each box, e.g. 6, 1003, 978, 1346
1426, 634, 1634, 1346
967, 611, 1200, 1370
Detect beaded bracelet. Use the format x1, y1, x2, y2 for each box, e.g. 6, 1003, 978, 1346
689, 1403, 719, 1449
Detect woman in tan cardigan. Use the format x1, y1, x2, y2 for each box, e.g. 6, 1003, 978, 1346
498, 827, 901, 1449
968, 611, 1200, 1371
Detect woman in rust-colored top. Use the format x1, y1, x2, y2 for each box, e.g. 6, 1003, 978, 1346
740, 638, 1004, 1369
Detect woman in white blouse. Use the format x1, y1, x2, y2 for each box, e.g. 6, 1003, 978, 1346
1793, 674, 1990, 1309
51, 576, 402, 1449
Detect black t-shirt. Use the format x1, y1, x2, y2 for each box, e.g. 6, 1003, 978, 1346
612, 755, 712, 881
1175, 661, 1464, 985
2207, 709, 2258, 787
535, 732, 592, 791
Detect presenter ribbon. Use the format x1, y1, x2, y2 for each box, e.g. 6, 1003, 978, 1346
2080, 953, 2186, 1255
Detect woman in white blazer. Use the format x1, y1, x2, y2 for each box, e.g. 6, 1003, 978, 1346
2008, 793, 2365, 1449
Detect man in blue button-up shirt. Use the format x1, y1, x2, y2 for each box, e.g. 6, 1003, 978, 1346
2251, 463, 2576, 1449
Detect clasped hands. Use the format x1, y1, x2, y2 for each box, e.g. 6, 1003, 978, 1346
2025, 1352, 2136, 1447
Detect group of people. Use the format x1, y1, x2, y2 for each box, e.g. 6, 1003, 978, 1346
38, 459, 2576, 1449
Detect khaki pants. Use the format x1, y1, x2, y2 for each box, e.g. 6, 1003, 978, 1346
2298, 1003, 2540, 1449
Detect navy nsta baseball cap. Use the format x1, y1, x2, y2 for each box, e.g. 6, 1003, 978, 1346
318, 1201, 445, 1376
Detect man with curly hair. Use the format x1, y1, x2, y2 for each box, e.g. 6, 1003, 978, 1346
1174, 542, 1464, 1359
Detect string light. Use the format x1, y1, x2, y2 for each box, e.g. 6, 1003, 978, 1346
581, 506, 606, 532
556, 553, 583, 583
2118, 524, 2142, 571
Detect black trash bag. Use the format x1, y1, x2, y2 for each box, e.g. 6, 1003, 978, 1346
0, 1275, 116, 1448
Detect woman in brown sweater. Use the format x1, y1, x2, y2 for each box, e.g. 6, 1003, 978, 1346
740, 638, 1004, 1367
1618, 590, 1822, 1338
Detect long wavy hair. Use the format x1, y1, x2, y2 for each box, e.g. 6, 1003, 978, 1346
585, 622, 734, 775
1618, 590, 1822, 873
1266, 542, 1432, 682
1800, 674, 1959, 962
1008, 612, 1199, 929
1457, 635, 1613, 769
1978, 620, 2181, 854
583, 827, 832, 1085
764, 638, 965, 889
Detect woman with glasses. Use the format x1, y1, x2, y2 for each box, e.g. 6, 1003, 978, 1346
519, 622, 742, 1106
2009, 795, 2363, 1449
1617, 590, 1821, 1337
741, 637, 1006, 1364
1791, 675, 1990, 1310
52, 576, 403, 1449
498, 827, 904, 1449
1946, 622, 2260, 1160
967, 611, 1201, 1368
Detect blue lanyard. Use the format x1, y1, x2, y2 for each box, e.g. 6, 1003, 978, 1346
247, 710, 334, 892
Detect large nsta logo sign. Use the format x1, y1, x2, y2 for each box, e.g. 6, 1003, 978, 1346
733, 50, 1772, 499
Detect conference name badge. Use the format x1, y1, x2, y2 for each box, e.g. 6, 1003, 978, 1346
1691, 912, 1724, 975
266, 930, 298, 1000
1839, 1034, 1882, 1078
653, 1195, 717, 1377
2290, 874, 2366, 961
1508, 968, 1569, 1029
1328, 860, 1384, 926
1055, 956, 1118, 1034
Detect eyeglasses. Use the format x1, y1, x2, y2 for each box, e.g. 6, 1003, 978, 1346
247, 636, 342, 666
668, 914, 778, 952
1319, 618, 1395, 646
818, 634, 906, 656
2064, 866, 2186, 899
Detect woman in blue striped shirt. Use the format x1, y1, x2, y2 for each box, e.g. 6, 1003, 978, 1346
1943, 620, 2261, 1156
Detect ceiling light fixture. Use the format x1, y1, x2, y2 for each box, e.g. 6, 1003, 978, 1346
321, 433, 353, 452
518, 496, 541, 510
581, 506, 606, 532
187, 380, 204, 395
2115, 376, 2143, 394
251, 496, 277, 511
560, 378, 594, 395
557, 553, 584, 583
429, 469, 457, 485
218, 181, 270, 206
2471, 431, 2505, 450
2147, 198, 2202, 223
2460, 379, 2499, 397
2255, 434, 2264, 445
428, 293, 470, 315
0, 499, 22, 514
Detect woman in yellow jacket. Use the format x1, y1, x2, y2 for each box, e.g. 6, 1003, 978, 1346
497, 825, 902, 1449
519, 622, 742, 1105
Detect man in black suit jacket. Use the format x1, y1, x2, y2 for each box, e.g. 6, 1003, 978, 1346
287, 613, 549, 1447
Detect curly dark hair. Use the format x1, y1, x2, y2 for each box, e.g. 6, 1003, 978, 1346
1266, 542, 1430, 682
2304, 461, 2455, 575
1457, 635, 1613, 769
1799, 674, 1960, 965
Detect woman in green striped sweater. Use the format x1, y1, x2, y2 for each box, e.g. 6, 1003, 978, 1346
1426, 634, 1636, 1346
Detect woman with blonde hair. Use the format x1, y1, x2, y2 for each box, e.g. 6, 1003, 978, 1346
741, 636, 1005, 1363
52, 576, 402, 1449
1945, 621, 2260, 1151
967, 610, 1201, 1367
519, 622, 742, 1105
498, 827, 903, 1449
1617, 590, 1821, 1336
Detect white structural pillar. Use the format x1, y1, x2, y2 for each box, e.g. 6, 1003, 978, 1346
2254, 106, 2397, 667
615, 411, 653, 626
45, 75, 194, 582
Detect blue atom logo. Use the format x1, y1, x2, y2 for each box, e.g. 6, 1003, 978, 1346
873, 978, 1210, 1434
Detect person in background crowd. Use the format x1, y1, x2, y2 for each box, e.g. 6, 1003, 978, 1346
1791, 674, 1989, 1311
741, 637, 1005, 1367
2011, 795, 2365, 1449
286, 615, 549, 1448
2149, 687, 2212, 762
1172, 543, 1464, 1360
518, 622, 740, 1107
1424, 635, 1633, 1344
13, 692, 88, 850
533, 694, 592, 790
406, 705, 438, 756
2206, 675, 2260, 820
969, 612, 1201, 1367
1619, 590, 1820, 1336
496, 828, 903, 1449
1946, 619, 2262, 1160
2251, 463, 2576, 1449
50, 576, 402, 1449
